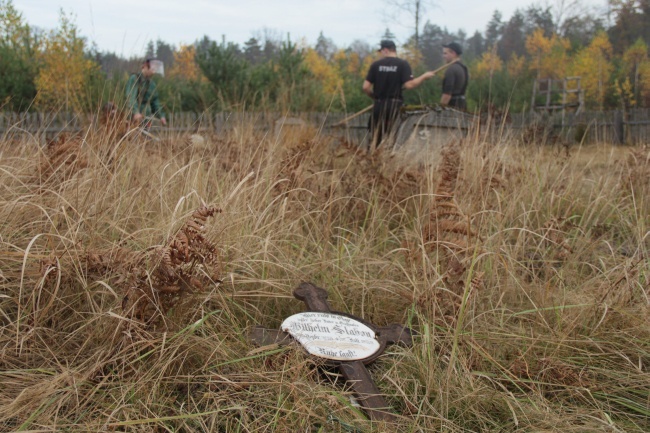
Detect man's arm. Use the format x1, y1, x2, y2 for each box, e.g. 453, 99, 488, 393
125, 74, 141, 120
403, 71, 436, 90
148, 82, 167, 125
440, 67, 456, 106
362, 80, 374, 99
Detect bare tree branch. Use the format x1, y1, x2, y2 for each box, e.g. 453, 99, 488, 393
381, 0, 438, 47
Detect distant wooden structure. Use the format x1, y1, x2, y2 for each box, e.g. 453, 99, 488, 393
531, 77, 585, 127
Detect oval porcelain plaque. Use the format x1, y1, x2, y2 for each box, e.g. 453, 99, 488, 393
281, 312, 381, 361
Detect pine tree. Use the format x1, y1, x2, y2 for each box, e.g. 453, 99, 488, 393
0, 0, 38, 110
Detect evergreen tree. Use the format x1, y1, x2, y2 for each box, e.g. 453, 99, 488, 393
381, 0, 435, 48
608, 0, 650, 54
524, 5, 555, 36
419, 21, 446, 68
154, 39, 175, 70
381, 28, 397, 41
562, 14, 605, 49
196, 37, 249, 108
499, 10, 526, 61
315, 31, 336, 60
485, 10, 503, 49
145, 40, 155, 59
465, 30, 485, 62
0, 0, 37, 110
243, 37, 263, 65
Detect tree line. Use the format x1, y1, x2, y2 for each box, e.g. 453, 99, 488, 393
2, 0, 650, 114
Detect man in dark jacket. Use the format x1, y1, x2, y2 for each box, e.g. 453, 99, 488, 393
363, 40, 436, 149
440, 42, 469, 110
125, 59, 167, 127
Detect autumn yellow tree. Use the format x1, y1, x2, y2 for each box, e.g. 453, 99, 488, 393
303, 48, 343, 98
474, 45, 503, 80
400, 41, 423, 71
34, 11, 98, 112
571, 31, 613, 110
332, 49, 361, 77
168, 44, 206, 82
615, 77, 635, 108
525, 28, 570, 80
360, 52, 380, 79
640, 61, 650, 106
1, 0, 31, 47
622, 38, 649, 105
506, 53, 526, 78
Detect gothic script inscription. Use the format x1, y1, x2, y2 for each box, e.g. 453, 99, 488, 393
281, 312, 381, 361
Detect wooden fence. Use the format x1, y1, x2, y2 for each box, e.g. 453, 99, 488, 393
509, 109, 650, 144
2, 108, 649, 145
0, 111, 355, 137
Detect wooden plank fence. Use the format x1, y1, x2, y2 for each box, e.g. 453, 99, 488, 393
2, 108, 649, 145
510, 109, 650, 144
0, 111, 352, 136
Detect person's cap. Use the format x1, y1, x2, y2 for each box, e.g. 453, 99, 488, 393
443, 42, 463, 55
378, 40, 397, 51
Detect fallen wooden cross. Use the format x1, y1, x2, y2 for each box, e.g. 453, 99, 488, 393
251, 282, 414, 422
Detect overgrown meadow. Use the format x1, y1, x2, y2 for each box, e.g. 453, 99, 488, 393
0, 116, 648, 432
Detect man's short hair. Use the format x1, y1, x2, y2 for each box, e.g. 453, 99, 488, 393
443, 42, 463, 55
378, 40, 397, 52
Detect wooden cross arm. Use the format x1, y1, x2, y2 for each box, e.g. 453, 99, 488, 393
339, 360, 397, 422
376, 324, 415, 347
293, 282, 332, 312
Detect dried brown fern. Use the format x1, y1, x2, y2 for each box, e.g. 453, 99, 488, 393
125, 205, 222, 324
83, 205, 222, 325
97, 102, 130, 143
509, 356, 594, 393
542, 217, 574, 261
339, 142, 427, 210
624, 144, 650, 189
271, 137, 426, 224
274, 139, 314, 195
38, 134, 88, 181
408, 141, 484, 325
424, 142, 477, 253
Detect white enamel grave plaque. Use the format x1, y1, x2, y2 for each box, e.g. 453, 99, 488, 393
281, 312, 381, 361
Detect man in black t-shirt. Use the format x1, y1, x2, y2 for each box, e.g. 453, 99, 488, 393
441, 42, 469, 110
363, 40, 436, 149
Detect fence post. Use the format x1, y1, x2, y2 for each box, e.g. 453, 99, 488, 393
614, 110, 625, 145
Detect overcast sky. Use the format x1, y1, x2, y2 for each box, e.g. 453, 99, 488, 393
18, 0, 608, 57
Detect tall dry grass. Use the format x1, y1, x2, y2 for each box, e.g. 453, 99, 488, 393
0, 117, 648, 432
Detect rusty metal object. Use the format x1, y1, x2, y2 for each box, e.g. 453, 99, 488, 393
250, 281, 415, 422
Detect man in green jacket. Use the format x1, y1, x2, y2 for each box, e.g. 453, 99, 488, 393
125, 58, 167, 126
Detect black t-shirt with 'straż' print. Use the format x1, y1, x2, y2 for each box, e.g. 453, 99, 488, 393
365, 57, 413, 100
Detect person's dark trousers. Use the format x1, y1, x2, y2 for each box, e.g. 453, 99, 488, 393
449, 96, 467, 111
369, 99, 402, 150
